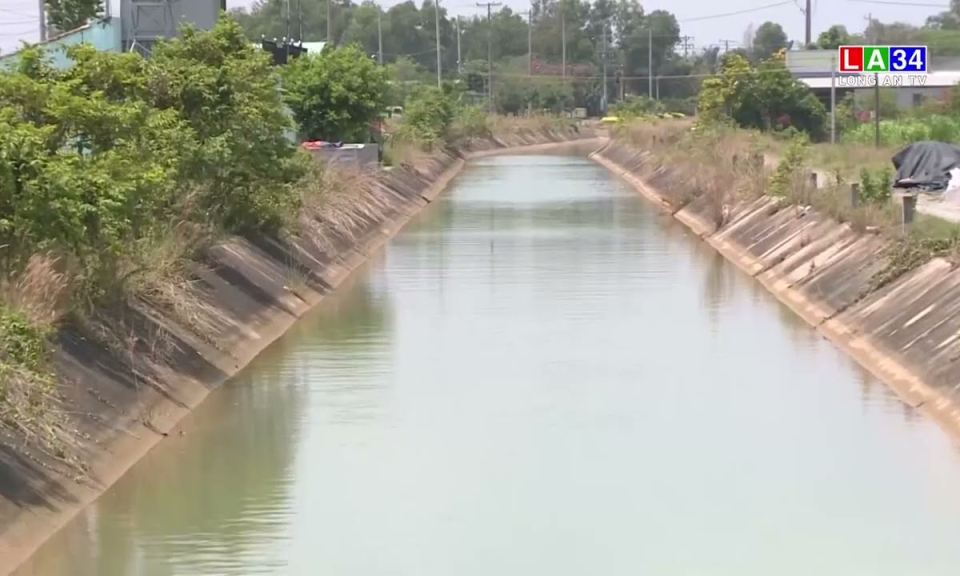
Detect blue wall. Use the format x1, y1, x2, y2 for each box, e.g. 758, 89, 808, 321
0, 18, 122, 71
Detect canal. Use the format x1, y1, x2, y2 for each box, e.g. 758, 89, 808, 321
16, 154, 960, 575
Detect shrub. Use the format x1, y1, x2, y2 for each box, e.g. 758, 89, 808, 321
769, 137, 808, 197
399, 86, 454, 146
282, 44, 389, 142
451, 105, 490, 139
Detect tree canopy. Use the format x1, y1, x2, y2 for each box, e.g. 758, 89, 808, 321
282, 44, 389, 141
44, 0, 103, 33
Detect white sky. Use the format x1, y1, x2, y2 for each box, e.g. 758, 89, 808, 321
0, 0, 940, 55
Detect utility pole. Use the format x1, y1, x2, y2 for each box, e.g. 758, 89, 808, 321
435, 0, 442, 87
298, 0, 303, 41
804, 0, 812, 46
601, 24, 608, 114
647, 27, 653, 99
830, 52, 836, 144
719, 39, 739, 53
561, 7, 566, 79
680, 35, 693, 58
38, 0, 46, 42
456, 16, 461, 74
477, 2, 502, 103
527, 11, 532, 76
866, 12, 881, 147
378, 9, 383, 64
327, 0, 333, 44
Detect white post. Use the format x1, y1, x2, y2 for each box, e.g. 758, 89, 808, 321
377, 9, 383, 64
647, 27, 653, 99
38, 0, 46, 41
435, 0, 442, 87
830, 54, 837, 144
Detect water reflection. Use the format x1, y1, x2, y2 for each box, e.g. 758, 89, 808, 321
17, 282, 391, 576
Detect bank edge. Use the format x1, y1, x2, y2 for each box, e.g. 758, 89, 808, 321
0, 129, 605, 575
591, 140, 960, 450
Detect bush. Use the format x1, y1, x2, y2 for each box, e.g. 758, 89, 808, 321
0, 16, 311, 457
610, 95, 664, 118
844, 115, 960, 146
282, 44, 389, 142
859, 166, 893, 204
697, 52, 827, 138
451, 105, 490, 138
769, 137, 808, 197
399, 85, 454, 146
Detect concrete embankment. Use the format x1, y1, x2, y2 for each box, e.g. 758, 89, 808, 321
0, 128, 604, 574
592, 140, 960, 444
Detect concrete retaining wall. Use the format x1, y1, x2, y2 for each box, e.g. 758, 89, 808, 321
592, 140, 960, 448
309, 144, 380, 170
0, 127, 601, 575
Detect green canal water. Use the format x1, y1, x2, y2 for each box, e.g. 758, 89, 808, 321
16, 155, 960, 575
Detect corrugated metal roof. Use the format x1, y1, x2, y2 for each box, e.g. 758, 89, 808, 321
799, 71, 960, 89
301, 42, 327, 53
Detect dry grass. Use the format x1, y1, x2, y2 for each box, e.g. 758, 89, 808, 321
487, 114, 576, 135
617, 121, 772, 229
0, 254, 70, 329
615, 122, 936, 246
0, 254, 78, 470
298, 163, 394, 254
119, 222, 227, 350
756, 132, 895, 179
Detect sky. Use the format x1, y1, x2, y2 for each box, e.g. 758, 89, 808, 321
0, 0, 946, 55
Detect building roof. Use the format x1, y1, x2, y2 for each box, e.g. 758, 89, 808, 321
798, 71, 960, 89
301, 42, 327, 53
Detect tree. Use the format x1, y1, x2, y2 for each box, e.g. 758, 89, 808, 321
697, 52, 826, 138
45, 0, 103, 32
401, 85, 453, 144
816, 25, 851, 50
282, 44, 389, 142
927, 0, 960, 29
752, 21, 787, 60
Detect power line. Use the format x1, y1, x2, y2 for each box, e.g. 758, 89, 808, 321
487, 67, 858, 81
680, 1, 795, 22
0, 8, 37, 18
846, 0, 948, 5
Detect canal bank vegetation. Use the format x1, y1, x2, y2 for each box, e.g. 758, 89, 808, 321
0, 14, 584, 472
614, 116, 960, 295
382, 86, 581, 166
0, 17, 358, 466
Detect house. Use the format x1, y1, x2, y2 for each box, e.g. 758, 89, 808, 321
786, 50, 960, 110
1, 0, 224, 70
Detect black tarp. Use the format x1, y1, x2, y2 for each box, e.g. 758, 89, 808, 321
892, 140, 960, 191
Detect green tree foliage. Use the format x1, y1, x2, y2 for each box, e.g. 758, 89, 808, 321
0, 16, 303, 291
400, 85, 454, 145
231, 0, 689, 109
282, 44, 389, 141
926, 0, 960, 29
816, 25, 851, 50
752, 21, 788, 61
44, 0, 103, 32
697, 53, 826, 139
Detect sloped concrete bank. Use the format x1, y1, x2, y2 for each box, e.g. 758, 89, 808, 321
0, 128, 604, 574
592, 140, 960, 446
